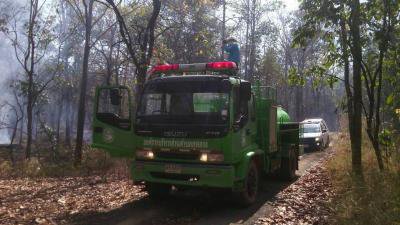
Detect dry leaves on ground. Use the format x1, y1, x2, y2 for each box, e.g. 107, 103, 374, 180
0, 176, 146, 225
254, 151, 335, 225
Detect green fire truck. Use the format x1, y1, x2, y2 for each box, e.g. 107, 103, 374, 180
92, 61, 300, 206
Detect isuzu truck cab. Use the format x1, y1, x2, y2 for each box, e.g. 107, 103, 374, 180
92, 61, 300, 206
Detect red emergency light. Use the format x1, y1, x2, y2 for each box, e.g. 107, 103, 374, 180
206, 61, 237, 70
152, 64, 179, 73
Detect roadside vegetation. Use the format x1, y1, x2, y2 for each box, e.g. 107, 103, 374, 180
0, 146, 128, 179
327, 129, 400, 225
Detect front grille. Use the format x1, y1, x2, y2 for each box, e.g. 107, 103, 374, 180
150, 172, 200, 181
156, 151, 199, 160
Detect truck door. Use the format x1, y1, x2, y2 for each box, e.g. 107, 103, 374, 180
232, 82, 253, 151
92, 86, 135, 157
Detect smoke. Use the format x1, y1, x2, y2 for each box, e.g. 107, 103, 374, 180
0, 127, 11, 144
0, 36, 18, 144
0, 0, 25, 144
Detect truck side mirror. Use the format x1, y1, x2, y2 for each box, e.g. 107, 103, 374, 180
109, 88, 121, 106
240, 82, 251, 101
221, 79, 231, 92
233, 115, 245, 131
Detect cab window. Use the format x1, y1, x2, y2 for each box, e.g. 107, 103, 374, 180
301, 123, 321, 133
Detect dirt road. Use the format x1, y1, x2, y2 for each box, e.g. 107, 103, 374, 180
70, 147, 330, 225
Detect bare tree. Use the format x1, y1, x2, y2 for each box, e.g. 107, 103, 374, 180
103, 0, 161, 97
2, 0, 57, 159
71, 0, 95, 165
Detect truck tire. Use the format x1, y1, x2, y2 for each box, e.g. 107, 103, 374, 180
145, 182, 171, 199
280, 149, 296, 181
234, 160, 259, 207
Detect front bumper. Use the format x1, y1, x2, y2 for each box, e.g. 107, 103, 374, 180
132, 160, 236, 188
300, 138, 322, 150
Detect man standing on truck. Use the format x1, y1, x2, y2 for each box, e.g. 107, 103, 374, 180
223, 38, 240, 67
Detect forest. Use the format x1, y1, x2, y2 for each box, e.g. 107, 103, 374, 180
0, 0, 399, 224
0, 0, 343, 162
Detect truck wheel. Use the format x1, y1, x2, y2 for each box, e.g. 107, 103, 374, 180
235, 161, 259, 207
145, 182, 171, 199
281, 150, 296, 181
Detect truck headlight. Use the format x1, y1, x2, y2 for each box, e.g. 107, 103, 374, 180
315, 137, 320, 142
199, 152, 224, 162
136, 148, 155, 160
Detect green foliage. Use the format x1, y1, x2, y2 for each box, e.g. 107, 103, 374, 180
386, 94, 394, 106
288, 67, 305, 86
378, 128, 393, 147
295, 0, 400, 172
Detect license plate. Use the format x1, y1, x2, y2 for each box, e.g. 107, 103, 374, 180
164, 164, 182, 174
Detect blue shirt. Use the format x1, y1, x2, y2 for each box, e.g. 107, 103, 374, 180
223, 43, 240, 65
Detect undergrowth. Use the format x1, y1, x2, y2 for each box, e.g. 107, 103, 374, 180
0, 145, 131, 179
327, 132, 400, 225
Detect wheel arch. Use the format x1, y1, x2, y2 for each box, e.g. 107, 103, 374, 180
236, 148, 264, 180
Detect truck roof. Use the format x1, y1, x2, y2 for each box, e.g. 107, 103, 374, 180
150, 74, 226, 80
147, 74, 242, 84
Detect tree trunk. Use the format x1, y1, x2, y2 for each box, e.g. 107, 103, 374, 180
221, 0, 226, 60
340, 13, 354, 146
350, 0, 363, 176
65, 92, 71, 147
56, 94, 63, 144
136, 67, 147, 104
248, 0, 257, 82
373, 55, 384, 171
244, 0, 250, 79
19, 111, 24, 145
74, 0, 93, 166
24, 0, 40, 160
365, 1, 389, 171
9, 116, 20, 165
25, 75, 34, 159
295, 86, 303, 121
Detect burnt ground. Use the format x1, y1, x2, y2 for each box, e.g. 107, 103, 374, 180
68, 148, 332, 225
0, 143, 333, 225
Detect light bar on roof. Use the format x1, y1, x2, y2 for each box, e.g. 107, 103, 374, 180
148, 61, 238, 79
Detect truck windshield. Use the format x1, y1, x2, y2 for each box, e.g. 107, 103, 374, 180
301, 124, 321, 133
137, 80, 229, 125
